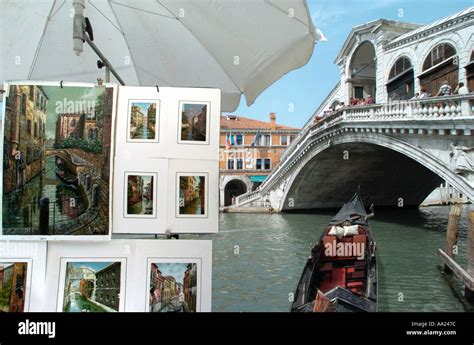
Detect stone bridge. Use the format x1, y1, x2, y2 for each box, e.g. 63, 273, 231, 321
236, 94, 474, 211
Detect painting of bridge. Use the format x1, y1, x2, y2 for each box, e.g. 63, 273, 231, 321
62, 261, 121, 312
2, 84, 114, 237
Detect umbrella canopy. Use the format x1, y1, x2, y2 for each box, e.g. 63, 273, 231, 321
0, 0, 322, 112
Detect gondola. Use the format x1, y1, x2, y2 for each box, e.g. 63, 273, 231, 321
291, 190, 377, 312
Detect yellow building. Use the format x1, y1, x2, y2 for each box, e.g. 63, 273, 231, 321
219, 113, 300, 206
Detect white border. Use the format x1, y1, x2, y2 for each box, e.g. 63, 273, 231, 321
176, 172, 208, 218
0, 240, 47, 312
123, 172, 158, 219
112, 158, 168, 234
177, 101, 211, 145
44, 240, 212, 312
145, 258, 202, 312
126, 99, 160, 143
56, 257, 127, 312
1, 81, 117, 241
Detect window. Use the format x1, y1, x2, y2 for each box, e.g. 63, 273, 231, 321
236, 159, 243, 170
226, 133, 244, 146
389, 57, 412, 80
29, 86, 34, 101
34, 122, 38, 138
261, 134, 271, 146
227, 159, 235, 170
236, 134, 243, 146
21, 94, 27, 115
280, 135, 288, 146
264, 159, 271, 170
256, 159, 262, 170
289, 135, 296, 144
27, 120, 32, 135
70, 119, 76, 127
354, 86, 364, 99
422, 43, 456, 71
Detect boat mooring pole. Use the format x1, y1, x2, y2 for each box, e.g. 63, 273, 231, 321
466, 209, 474, 302
444, 204, 461, 274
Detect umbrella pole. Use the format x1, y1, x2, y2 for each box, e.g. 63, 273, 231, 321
83, 34, 125, 85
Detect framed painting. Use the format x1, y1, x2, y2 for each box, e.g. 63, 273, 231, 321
126, 100, 160, 143
56, 258, 127, 312
1, 81, 116, 240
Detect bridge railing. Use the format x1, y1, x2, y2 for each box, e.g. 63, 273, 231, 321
235, 190, 261, 207
235, 94, 474, 207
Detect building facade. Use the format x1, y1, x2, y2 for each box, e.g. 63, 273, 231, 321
219, 113, 300, 207
94, 262, 121, 311
3, 85, 48, 194
312, 7, 473, 116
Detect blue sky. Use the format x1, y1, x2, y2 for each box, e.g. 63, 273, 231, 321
224, 0, 473, 128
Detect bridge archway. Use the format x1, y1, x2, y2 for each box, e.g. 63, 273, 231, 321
278, 132, 472, 211
349, 41, 376, 102
224, 179, 247, 206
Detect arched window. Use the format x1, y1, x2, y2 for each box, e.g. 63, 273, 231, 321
70, 119, 76, 127
389, 57, 411, 80
422, 43, 456, 71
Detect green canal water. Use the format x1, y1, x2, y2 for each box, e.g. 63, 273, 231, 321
207, 206, 470, 312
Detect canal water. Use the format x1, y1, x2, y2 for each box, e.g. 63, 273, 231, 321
208, 206, 469, 312
133, 124, 154, 140
2, 156, 85, 232
64, 294, 106, 312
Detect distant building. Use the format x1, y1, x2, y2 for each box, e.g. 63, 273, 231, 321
183, 263, 197, 312
94, 262, 121, 311
219, 113, 300, 206
8, 263, 27, 312
55, 108, 98, 144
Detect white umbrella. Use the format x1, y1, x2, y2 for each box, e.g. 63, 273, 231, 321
0, 0, 322, 112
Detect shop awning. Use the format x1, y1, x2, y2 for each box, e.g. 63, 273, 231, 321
250, 175, 267, 183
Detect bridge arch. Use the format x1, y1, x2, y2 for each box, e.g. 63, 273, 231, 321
348, 40, 377, 102
278, 132, 473, 211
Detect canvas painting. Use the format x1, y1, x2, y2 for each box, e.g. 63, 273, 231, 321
178, 102, 209, 144
149, 262, 198, 312
62, 261, 121, 312
0, 262, 28, 312
2, 83, 114, 237
127, 101, 159, 142
124, 173, 156, 218
177, 174, 207, 217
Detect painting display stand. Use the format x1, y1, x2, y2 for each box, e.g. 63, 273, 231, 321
0, 82, 220, 312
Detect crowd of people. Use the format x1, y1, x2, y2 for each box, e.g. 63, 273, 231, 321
411, 81, 470, 99
315, 80, 471, 123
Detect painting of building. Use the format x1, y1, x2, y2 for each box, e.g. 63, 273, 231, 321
63, 262, 121, 312
149, 262, 197, 312
126, 173, 155, 217
178, 175, 206, 216
179, 103, 208, 143
2, 84, 114, 236
0, 262, 28, 312
128, 101, 157, 141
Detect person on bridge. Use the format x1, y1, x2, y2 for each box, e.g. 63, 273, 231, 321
454, 82, 469, 95
436, 80, 452, 96
419, 88, 429, 99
